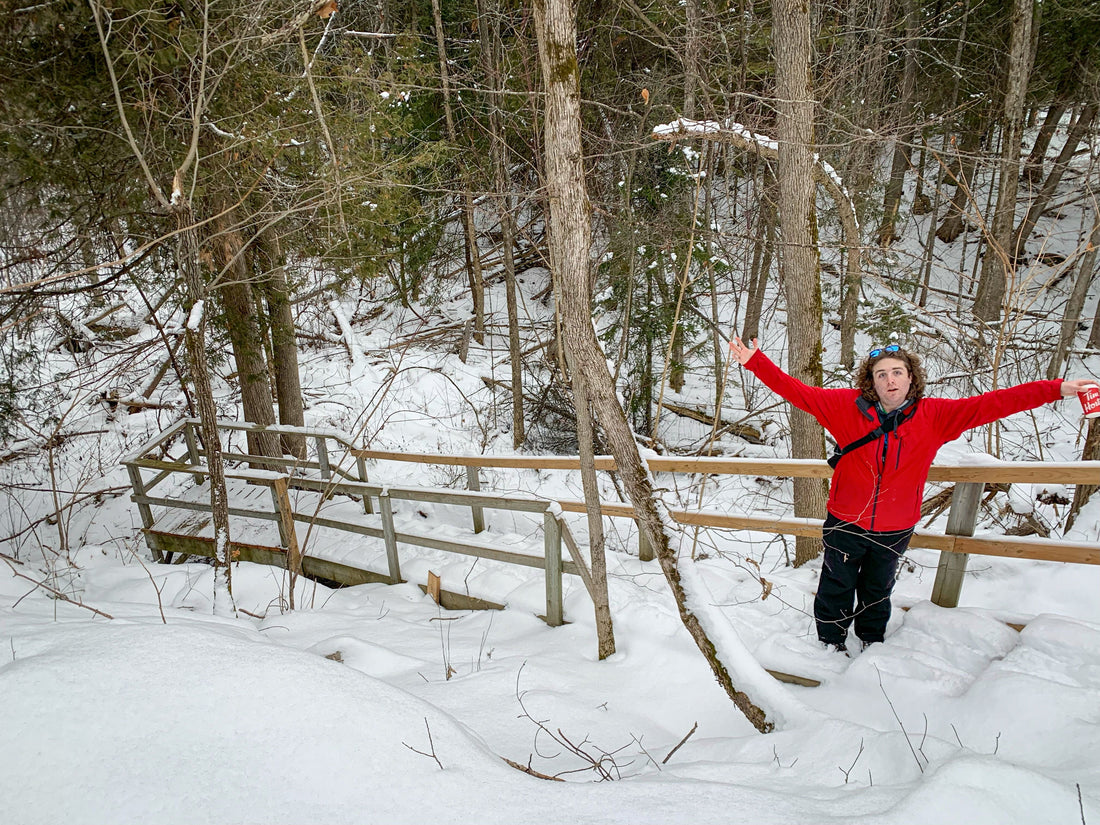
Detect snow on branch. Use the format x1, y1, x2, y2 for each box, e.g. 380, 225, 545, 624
651, 118, 858, 234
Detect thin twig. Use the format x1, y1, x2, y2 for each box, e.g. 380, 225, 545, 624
1, 555, 114, 619
402, 718, 444, 770
876, 665, 924, 773
838, 738, 865, 784
662, 721, 698, 764
128, 546, 167, 624
632, 734, 661, 771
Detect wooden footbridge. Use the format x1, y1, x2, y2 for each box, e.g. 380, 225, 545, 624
123, 418, 1100, 630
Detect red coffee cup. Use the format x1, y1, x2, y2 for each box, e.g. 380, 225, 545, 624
1080, 384, 1100, 419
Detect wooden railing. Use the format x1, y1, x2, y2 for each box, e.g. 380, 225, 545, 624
120, 419, 592, 626
353, 448, 1100, 607
121, 418, 1097, 618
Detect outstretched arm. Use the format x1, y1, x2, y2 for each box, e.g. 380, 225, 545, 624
729, 336, 759, 366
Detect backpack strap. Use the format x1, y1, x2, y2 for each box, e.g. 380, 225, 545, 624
828, 398, 917, 469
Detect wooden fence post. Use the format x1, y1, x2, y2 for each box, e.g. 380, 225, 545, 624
543, 510, 564, 626
378, 491, 402, 583
184, 421, 204, 484
356, 454, 374, 514
930, 481, 983, 608
466, 465, 485, 533
126, 463, 163, 562
315, 436, 331, 481
270, 476, 303, 607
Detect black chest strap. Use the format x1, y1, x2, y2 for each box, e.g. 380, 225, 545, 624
828, 399, 917, 469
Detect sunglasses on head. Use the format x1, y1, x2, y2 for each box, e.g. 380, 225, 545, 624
868, 344, 901, 358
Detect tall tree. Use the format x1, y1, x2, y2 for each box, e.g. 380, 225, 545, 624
209, 201, 281, 466
534, 0, 798, 734
255, 229, 307, 460
973, 0, 1037, 322
877, 0, 921, 248
1047, 213, 1100, 381
770, 0, 827, 567
478, 0, 525, 449
431, 0, 486, 346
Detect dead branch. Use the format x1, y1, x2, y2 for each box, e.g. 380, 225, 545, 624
1, 555, 114, 619
501, 757, 564, 781
662, 721, 698, 764
660, 402, 764, 445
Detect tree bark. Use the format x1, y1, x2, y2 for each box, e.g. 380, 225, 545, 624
1012, 103, 1098, 259
1047, 212, 1100, 380
1022, 101, 1068, 184
431, 0, 485, 344
973, 0, 1037, 322
175, 198, 234, 615
877, 0, 920, 247
533, 0, 772, 732
1091, 276, 1100, 350
570, 370, 616, 659
771, 0, 827, 567
256, 229, 307, 460
210, 208, 281, 465
743, 167, 777, 343
478, 0, 525, 449
1065, 417, 1100, 533
936, 126, 983, 244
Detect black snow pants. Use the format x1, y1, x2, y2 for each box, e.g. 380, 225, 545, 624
814, 513, 914, 647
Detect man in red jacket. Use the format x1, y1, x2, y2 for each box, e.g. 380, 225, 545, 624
729, 337, 1093, 654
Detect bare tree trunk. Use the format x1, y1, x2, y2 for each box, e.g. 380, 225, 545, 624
1023, 101, 1068, 184
701, 146, 725, 415
256, 229, 306, 460
533, 0, 771, 732
1048, 212, 1100, 380
571, 370, 615, 659
743, 168, 777, 343
1013, 103, 1098, 257
973, 0, 1036, 322
931, 0, 975, 251
936, 127, 983, 244
210, 208, 281, 464
877, 0, 920, 247
478, 0, 525, 449
175, 199, 234, 615
1091, 282, 1100, 350
431, 0, 485, 344
771, 0, 827, 567
1065, 417, 1100, 533
669, 267, 688, 394
683, 0, 702, 119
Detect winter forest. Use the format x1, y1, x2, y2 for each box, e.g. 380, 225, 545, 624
2, 0, 1100, 822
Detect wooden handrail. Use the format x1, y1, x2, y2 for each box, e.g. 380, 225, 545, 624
550, 497, 1098, 564
124, 424, 1100, 577
355, 449, 1100, 485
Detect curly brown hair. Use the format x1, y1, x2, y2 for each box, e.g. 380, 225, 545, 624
855, 348, 926, 404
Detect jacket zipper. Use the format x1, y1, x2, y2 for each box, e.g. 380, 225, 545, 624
870, 431, 890, 530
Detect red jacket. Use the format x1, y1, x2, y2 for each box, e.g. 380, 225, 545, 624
745, 351, 1063, 531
